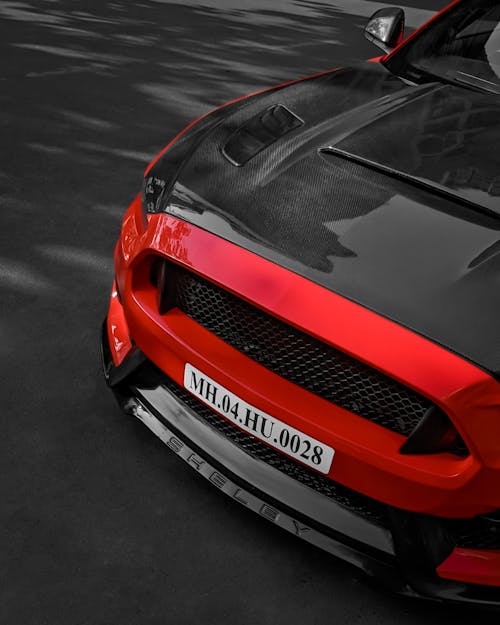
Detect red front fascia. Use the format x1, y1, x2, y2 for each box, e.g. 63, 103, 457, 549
107, 282, 133, 367
437, 548, 500, 587
111, 195, 500, 521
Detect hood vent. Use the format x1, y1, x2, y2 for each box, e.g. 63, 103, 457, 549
222, 104, 303, 166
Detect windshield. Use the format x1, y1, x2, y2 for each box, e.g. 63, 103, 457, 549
386, 0, 500, 94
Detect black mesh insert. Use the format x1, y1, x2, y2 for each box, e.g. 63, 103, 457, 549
157, 370, 389, 527
446, 516, 500, 550
157, 261, 436, 438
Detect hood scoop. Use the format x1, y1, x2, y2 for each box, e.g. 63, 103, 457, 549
222, 104, 303, 166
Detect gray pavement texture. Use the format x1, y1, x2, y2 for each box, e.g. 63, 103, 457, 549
0, 1, 493, 624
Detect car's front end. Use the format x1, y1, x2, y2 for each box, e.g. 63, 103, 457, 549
101, 0, 500, 606
102, 193, 500, 604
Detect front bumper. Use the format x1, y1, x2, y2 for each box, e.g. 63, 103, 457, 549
101, 320, 500, 607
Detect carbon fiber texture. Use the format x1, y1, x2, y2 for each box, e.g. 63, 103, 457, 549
156, 62, 500, 379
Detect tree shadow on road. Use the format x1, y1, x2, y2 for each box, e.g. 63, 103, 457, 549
0, 0, 376, 306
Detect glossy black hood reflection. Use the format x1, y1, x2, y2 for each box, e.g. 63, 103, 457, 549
335, 84, 500, 213
154, 62, 500, 376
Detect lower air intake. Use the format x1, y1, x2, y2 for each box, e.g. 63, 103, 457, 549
159, 369, 389, 527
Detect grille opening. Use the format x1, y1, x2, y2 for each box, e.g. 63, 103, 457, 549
446, 514, 500, 551
151, 258, 468, 455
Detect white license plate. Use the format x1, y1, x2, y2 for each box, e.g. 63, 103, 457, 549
183, 364, 335, 474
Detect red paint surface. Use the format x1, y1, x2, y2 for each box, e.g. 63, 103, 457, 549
437, 548, 500, 587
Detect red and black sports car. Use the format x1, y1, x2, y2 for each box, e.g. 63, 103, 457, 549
102, 0, 500, 605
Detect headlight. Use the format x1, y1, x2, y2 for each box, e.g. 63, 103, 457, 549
142, 174, 167, 215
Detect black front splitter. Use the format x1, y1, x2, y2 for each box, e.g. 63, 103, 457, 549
101, 320, 500, 608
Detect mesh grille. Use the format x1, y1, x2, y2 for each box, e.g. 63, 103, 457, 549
158, 371, 389, 527
158, 261, 434, 438
446, 517, 500, 550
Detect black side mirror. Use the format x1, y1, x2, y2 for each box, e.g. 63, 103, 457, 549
364, 8, 405, 54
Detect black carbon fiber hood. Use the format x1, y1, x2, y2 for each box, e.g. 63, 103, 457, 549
151, 62, 500, 377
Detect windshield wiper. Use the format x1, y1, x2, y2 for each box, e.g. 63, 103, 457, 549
450, 71, 500, 95
400, 64, 500, 95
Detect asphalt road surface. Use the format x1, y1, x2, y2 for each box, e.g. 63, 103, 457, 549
2, 1, 494, 624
